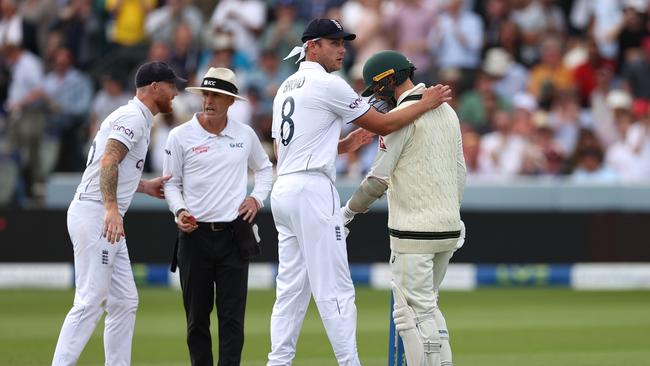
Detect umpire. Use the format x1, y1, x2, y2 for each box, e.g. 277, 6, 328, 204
163, 67, 273, 365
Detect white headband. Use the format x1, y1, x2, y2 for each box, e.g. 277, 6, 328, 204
283, 38, 321, 63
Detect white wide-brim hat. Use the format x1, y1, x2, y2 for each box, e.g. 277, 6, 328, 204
186, 67, 247, 101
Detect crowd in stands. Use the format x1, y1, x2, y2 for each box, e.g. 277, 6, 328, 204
2, 0, 650, 207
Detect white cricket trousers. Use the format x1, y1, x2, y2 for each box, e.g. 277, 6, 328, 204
52, 198, 138, 366
268, 173, 360, 366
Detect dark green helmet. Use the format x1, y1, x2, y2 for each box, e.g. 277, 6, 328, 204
361, 50, 416, 97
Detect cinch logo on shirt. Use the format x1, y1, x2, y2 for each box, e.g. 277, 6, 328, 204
229, 142, 244, 148
349, 97, 363, 109
192, 146, 209, 154
113, 124, 135, 139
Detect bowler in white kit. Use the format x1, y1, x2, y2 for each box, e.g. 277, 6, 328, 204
52, 62, 184, 366
268, 18, 453, 365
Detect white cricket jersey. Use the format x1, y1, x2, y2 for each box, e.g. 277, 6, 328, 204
271, 61, 370, 182
75, 97, 154, 215
163, 114, 273, 222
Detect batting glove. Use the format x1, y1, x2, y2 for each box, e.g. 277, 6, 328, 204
341, 204, 357, 226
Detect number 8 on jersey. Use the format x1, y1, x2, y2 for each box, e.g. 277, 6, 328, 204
280, 97, 295, 146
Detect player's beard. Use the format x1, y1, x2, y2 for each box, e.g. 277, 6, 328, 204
157, 99, 174, 114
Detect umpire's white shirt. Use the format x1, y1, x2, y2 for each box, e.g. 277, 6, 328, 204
163, 113, 273, 222
272, 61, 370, 182
75, 97, 153, 215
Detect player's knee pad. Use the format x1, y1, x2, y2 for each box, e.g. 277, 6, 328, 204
434, 308, 452, 364
433, 308, 449, 340
392, 283, 441, 366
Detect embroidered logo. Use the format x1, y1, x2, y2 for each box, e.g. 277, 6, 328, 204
331, 19, 343, 31
136, 159, 144, 170
229, 142, 244, 148
391, 255, 396, 263
164, 149, 171, 156
113, 125, 135, 139
192, 146, 209, 154
101, 250, 109, 265
379, 136, 387, 151
349, 97, 363, 109
335, 225, 342, 241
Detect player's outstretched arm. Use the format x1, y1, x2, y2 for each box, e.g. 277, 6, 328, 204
137, 175, 171, 199
338, 128, 375, 154
354, 84, 452, 136
100, 138, 129, 244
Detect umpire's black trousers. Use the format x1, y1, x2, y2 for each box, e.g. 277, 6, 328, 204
177, 223, 249, 366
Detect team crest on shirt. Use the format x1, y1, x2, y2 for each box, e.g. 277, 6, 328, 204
379, 136, 387, 151
192, 146, 209, 154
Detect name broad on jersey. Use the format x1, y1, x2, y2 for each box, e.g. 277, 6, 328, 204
282, 77, 305, 93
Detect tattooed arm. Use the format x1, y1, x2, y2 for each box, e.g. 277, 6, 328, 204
100, 138, 129, 244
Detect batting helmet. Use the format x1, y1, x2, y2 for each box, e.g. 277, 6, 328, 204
361, 50, 416, 98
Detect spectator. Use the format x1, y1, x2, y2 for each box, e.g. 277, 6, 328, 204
482, 47, 529, 100
571, 147, 618, 183
341, 0, 389, 66
527, 36, 573, 108
615, 2, 649, 71
571, 0, 622, 60
429, 0, 484, 73
573, 38, 617, 107
18, 0, 57, 56
477, 109, 527, 178
510, 0, 566, 66
168, 23, 201, 80
384, 0, 438, 82
51, 0, 104, 69
209, 0, 266, 63
458, 71, 510, 132
3, 41, 46, 203
461, 122, 480, 175
145, 0, 203, 44
260, 0, 304, 65
88, 73, 130, 144
42, 47, 93, 172
547, 89, 589, 154
0, 0, 39, 55
105, 0, 155, 48
242, 49, 292, 117
622, 37, 650, 100
481, 0, 510, 51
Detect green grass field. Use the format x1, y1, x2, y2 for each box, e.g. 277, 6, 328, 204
1, 288, 649, 365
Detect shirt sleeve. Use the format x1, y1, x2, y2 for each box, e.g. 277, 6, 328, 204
162, 130, 187, 216
246, 128, 273, 207
324, 76, 371, 124
367, 123, 413, 181
107, 113, 145, 151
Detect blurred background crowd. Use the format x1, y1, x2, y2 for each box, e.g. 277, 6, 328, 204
2, 0, 650, 208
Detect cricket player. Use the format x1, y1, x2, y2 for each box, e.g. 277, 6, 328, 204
268, 19, 453, 366
341, 50, 467, 366
52, 62, 184, 366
